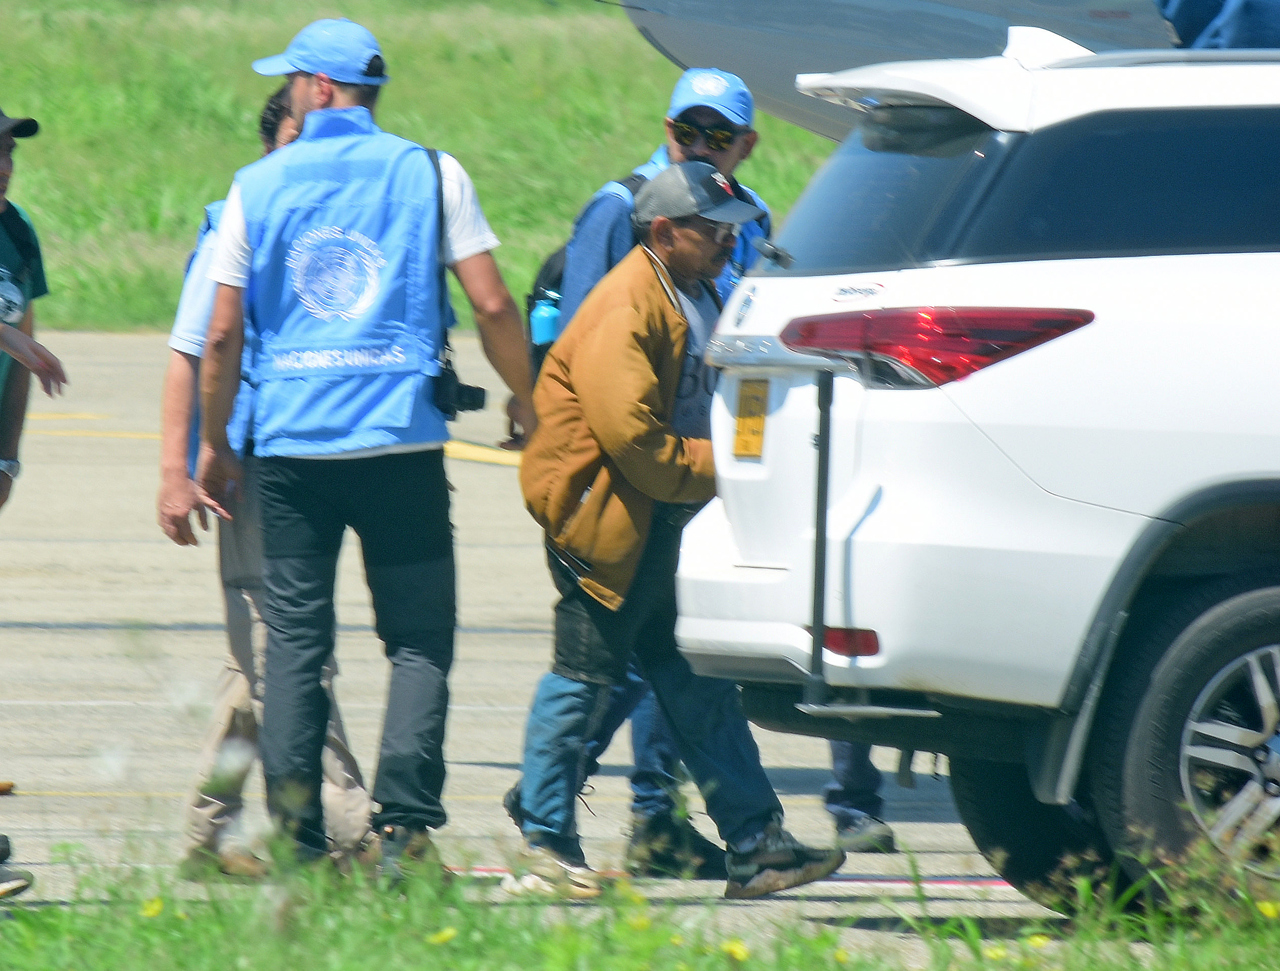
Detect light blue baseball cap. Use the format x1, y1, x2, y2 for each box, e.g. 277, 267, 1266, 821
252, 18, 389, 86
667, 68, 753, 128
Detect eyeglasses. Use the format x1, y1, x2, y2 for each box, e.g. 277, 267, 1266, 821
671, 119, 746, 152
677, 217, 739, 245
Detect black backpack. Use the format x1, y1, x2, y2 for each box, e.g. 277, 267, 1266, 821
526, 171, 649, 374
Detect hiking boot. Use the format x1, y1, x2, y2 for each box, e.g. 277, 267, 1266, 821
179, 845, 269, 882
502, 841, 601, 900
374, 825, 445, 890
0, 863, 33, 900
625, 811, 727, 879
724, 819, 846, 899
835, 812, 896, 853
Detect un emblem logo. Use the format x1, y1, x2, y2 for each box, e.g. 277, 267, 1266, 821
288, 227, 387, 322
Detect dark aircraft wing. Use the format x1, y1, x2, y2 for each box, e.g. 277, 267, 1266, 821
622, 0, 1176, 138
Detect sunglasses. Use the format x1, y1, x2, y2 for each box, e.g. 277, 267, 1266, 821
677, 217, 739, 245
671, 119, 746, 152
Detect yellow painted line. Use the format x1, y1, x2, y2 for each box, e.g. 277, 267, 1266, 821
29, 429, 160, 440
25, 432, 520, 464
27, 412, 109, 421
444, 440, 522, 467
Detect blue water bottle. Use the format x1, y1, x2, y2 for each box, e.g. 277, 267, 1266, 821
529, 292, 561, 346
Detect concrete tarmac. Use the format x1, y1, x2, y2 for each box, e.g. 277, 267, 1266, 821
0, 332, 1053, 955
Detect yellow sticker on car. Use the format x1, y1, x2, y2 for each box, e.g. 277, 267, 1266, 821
734, 379, 769, 458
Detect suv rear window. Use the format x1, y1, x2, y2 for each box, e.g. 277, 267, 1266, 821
756, 105, 998, 277
758, 104, 1280, 277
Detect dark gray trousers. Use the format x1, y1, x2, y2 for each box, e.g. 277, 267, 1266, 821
256, 450, 455, 855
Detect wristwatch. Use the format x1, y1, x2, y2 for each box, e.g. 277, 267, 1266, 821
0, 459, 20, 480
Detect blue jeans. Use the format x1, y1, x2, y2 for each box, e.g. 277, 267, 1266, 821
824, 740, 884, 827
581, 662, 680, 819
518, 516, 783, 857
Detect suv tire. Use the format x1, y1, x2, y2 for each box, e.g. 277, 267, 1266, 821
949, 756, 1125, 912
1090, 578, 1280, 898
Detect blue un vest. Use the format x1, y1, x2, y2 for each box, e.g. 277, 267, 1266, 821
588, 145, 772, 302
235, 106, 448, 457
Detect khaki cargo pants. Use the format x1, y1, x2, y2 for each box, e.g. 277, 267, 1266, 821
185, 455, 371, 855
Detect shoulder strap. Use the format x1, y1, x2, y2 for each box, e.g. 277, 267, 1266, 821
617, 171, 648, 201
426, 149, 451, 357
0, 205, 38, 283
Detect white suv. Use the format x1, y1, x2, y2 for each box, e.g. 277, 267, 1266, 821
678, 28, 1280, 907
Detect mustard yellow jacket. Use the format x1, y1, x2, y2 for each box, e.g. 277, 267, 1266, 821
520, 245, 717, 609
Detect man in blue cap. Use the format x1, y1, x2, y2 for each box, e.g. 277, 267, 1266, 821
558, 68, 767, 326
197, 18, 536, 883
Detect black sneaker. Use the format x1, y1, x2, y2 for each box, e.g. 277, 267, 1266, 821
503, 781, 525, 835
724, 819, 845, 899
0, 863, 33, 900
835, 812, 896, 853
625, 811, 727, 879
503, 779, 597, 835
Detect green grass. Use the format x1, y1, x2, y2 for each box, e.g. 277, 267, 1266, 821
2, 0, 833, 330
9, 858, 1280, 971
0, 864, 872, 971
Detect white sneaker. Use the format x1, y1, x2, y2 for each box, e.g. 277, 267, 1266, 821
502, 842, 601, 900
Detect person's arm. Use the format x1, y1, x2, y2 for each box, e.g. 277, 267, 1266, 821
0, 311, 66, 397
157, 219, 222, 544
195, 284, 245, 520
451, 252, 536, 440
557, 192, 638, 326
157, 349, 207, 545
0, 306, 66, 510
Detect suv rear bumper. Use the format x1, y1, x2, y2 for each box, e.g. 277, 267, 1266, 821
677, 393, 1153, 709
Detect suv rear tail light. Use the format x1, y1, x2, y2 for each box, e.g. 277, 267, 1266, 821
780, 307, 1094, 386
807, 627, 880, 657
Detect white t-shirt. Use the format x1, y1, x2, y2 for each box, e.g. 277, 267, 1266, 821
205, 150, 499, 459
208, 151, 499, 287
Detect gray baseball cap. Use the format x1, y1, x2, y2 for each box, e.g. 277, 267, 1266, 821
633, 161, 764, 227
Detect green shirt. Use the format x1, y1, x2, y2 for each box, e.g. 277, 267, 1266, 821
0, 201, 49, 391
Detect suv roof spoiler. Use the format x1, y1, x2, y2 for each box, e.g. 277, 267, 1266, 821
797, 26, 1280, 133
796, 27, 1091, 132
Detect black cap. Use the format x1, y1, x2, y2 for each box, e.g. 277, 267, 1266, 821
0, 108, 38, 139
